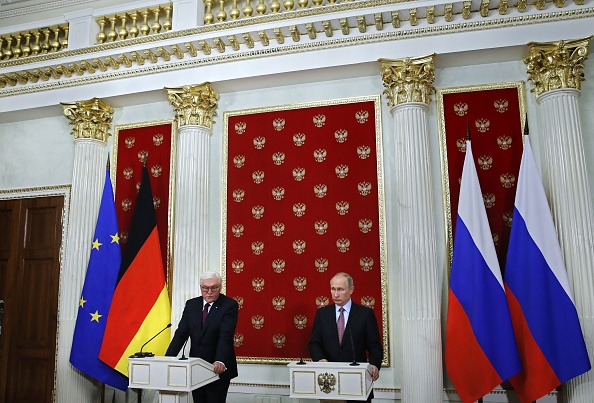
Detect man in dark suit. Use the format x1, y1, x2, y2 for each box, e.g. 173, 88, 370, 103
308, 272, 383, 401
165, 271, 238, 403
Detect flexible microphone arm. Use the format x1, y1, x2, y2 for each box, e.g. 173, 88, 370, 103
349, 329, 359, 366
131, 323, 172, 358
297, 337, 312, 365
180, 327, 194, 360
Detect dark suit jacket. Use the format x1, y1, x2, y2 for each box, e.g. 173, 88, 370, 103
165, 294, 239, 381
308, 302, 383, 368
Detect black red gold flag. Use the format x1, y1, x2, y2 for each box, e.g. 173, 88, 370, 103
99, 165, 171, 375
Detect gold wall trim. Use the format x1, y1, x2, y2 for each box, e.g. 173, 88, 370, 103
0, 184, 71, 196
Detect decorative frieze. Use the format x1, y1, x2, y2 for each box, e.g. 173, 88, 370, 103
166, 83, 219, 129
61, 97, 113, 142
524, 36, 592, 96
379, 54, 436, 107
2, 1, 594, 92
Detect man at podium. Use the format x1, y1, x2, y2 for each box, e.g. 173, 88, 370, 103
308, 272, 383, 401
165, 271, 239, 403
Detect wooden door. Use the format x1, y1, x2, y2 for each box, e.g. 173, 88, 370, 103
0, 196, 64, 403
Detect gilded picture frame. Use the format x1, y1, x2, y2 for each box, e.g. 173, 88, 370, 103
222, 95, 389, 365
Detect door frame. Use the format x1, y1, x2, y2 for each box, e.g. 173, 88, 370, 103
0, 185, 71, 402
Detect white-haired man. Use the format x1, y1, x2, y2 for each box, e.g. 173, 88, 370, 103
166, 271, 239, 402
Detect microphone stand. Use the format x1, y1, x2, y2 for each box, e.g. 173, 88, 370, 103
131, 323, 172, 358
179, 326, 194, 360
297, 338, 311, 365
349, 329, 359, 366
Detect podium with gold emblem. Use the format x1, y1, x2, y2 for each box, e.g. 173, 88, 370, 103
287, 361, 373, 400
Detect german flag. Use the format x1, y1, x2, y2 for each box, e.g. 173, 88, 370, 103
99, 165, 171, 376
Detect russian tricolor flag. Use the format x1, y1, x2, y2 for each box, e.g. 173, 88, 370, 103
446, 139, 521, 403
504, 136, 591, 403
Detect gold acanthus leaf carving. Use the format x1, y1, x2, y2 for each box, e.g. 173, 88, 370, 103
379, 54, 436, 107
61, 97, 113, 142
524, 36, 593, 96
166, 82, 219, 129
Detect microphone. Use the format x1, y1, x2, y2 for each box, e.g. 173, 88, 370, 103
130, 323, 172, 358
180, 326, 194, 360
348, 329, 359, 366
297, 337, 312, 365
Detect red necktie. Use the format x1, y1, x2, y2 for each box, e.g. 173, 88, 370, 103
202, 303, 211, 324
337, 307, 345, 344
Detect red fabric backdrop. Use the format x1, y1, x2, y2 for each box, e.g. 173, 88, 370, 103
224, 99, 385, 362
441, 84, 524, 268
113, 122, 174, 273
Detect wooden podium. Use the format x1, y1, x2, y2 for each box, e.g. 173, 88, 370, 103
287, 361, 373, 401
128, 356, 219, 403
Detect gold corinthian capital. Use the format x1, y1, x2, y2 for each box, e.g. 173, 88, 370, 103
166, 82, 220, 129
378, 54, 436, 107
524, 36, 593, 96
61, 98, 114, 142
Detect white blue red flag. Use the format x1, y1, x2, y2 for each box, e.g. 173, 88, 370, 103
446, 139, 521, 403
504, 136, 591, 403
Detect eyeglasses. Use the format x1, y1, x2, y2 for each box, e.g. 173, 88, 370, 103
200, 285, 220, 292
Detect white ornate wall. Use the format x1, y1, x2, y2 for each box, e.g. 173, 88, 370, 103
2, 1, 594, 401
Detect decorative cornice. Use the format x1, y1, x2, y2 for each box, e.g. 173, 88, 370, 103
1, 2, 593, 96
166, 83, 219, 129
524, 35, 592, 96
0, 0, 95, 20
61, 97, 114, 141
378, 54, 436, 107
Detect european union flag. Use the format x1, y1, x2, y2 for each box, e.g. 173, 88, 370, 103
70, 169, 129, 390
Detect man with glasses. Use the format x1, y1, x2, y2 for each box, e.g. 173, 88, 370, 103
166, 271, 239, 402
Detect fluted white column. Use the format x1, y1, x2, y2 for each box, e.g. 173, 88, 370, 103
56, 99, 114, 402
525, 36, 594, 402
166, 83, 219, 327
537, 89, 594, 402
393, 103, 443, 403
170, 124, 211, 325
379, 55, 443, 403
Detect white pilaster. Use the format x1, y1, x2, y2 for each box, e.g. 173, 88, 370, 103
171, 0, 201, 30
171, 124, 211, 327
55, 138, 107, 402
390, 102, 443, 403
64, 8, 98, 49
536, 88, 594, 403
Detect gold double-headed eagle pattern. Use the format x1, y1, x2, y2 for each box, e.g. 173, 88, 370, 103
226, 102, 382, 358
448, 88, 521, 255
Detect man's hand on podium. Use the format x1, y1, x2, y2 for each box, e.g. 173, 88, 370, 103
213, 361, 227, 374
368, 364, 379, 381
